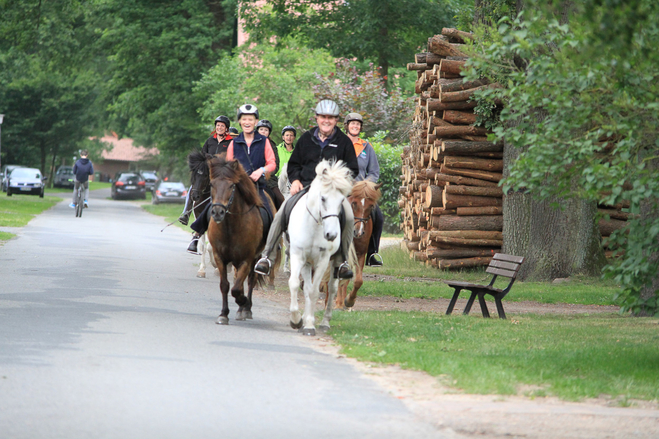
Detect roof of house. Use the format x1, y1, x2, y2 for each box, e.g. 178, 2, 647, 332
99, 133, 159, 162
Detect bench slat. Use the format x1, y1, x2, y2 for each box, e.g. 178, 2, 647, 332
493, 253, 524, 264
489, 259, 521, 272
486, 266, 517, 278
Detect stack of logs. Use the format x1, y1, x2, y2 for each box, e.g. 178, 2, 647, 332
399, 28, 632, 268
400, 28, 503, 269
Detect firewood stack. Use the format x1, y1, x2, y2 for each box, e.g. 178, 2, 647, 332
399, 28, 504, 269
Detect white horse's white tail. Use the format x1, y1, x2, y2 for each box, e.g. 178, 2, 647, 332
278, 163, 291, 200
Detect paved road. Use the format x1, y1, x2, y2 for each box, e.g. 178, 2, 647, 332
0, 190, 449, 439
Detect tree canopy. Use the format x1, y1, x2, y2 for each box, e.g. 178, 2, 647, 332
240, 0, 457, 78
465, 0, 659, 314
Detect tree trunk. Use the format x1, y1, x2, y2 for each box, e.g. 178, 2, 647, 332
435, 172, 499, 187
426, 247, 499, 259
457, 206, 503, 216
438, 256, 493, 269
443, 110, 476, 125
636, 157, 659, 315
502, 118, 605, 280
443, 192, 503, 210
445, 185, 503, 197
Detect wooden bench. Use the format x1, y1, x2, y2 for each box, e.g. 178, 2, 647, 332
444, 253, 525, 319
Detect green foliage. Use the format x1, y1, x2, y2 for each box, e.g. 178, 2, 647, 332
194, 39, 335, 143
462, 1, 659, 315
241, 0, 456, 77
367, 132, 403, 232
331, 312, 659, 401
93, 0, 237, 156
313, 61, 414, 141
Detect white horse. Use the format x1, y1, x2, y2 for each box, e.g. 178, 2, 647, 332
287, 160, 353, 336
196, 234, 218, 278
278, 163, 292, 272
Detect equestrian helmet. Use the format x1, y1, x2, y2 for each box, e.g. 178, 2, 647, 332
228, 127, 239, 135
281, 125, 297, 137
256, 119, 273, 132
214, 115, 231, 130
314, 99, 340, 117
237, 104, 259, 120
344, 112, 363, 126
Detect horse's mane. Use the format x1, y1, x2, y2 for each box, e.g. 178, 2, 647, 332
188, 150, 210, 175
351, 180, 382, 203
208, 155, 262, 207
312, 160, 353, 196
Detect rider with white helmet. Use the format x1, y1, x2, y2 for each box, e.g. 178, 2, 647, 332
255, 99, 359, 279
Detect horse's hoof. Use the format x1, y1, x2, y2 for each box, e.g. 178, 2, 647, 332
244, 310, 253, 320
235, 311, 246, 321
196, 272, 206, 278
290, 319, 303, 329
319, 324, 330, 333
216, 316, 229, 325
300, 327, 316, 336
344, 299, 355, 308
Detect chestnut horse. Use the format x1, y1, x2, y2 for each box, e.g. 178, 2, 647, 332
335, 180, 382, 309
206, 155, 277, 324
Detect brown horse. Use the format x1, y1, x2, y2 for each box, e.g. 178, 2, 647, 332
206, 155, 277, 324
335, 181, 382, 309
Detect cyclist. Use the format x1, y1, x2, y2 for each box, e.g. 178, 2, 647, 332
254, 99, 359, 279
344, 112, 384, 267
178, 115, 233, 226
69, 150, 94, 208
256, 119, 283, 209
186, 104, 276, 254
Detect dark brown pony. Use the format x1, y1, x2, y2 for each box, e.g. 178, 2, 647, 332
206, 155, 277, 324
335, 181, 382, 309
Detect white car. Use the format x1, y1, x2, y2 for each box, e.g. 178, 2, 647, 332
6, 167, 46, 198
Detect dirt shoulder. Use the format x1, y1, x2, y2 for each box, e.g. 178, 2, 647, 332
256, 271, 657, 439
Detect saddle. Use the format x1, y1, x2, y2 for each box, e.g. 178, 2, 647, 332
259, 206, 272, 244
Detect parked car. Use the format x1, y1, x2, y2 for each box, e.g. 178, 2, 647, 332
139, 170, 159, 192
1, 164, 25, 192
111, 171, 146, 200
152, 181, 187, 205
6, 167, 46, 198
53, 166, 75, 189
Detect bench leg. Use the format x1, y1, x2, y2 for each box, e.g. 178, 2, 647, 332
446, 288, 462, 315
477, 292, 490, 318
463, 291, 477, 315
494, 296, 506, 319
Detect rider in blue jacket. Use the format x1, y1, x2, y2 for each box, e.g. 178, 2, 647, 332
69, 150, 94, 208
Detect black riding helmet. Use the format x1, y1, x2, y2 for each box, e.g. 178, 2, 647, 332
256, 119, 273, 134
215, 115, 230, 130
281, 125, 297, 137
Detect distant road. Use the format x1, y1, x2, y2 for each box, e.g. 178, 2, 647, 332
0, 189, 448, 439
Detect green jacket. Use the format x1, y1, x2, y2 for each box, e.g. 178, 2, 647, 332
276, 142, 295, 177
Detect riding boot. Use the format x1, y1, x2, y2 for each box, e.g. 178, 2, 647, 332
187, 234, 200, 255
179, 186, 193, 225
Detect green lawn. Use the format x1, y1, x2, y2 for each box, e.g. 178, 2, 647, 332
0, 194, 61, 227
358, 246, 621, 306
45, 181, 111, 193
330, 311, 659, 403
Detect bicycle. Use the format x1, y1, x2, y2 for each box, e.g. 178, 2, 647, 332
74, 182, 85, 218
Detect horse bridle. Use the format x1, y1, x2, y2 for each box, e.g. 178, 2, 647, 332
306, 195, 341, 226
211, 183, 236, 215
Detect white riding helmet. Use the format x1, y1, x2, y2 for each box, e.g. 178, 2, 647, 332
314, 99, 340, 117
237, 104, 259, 120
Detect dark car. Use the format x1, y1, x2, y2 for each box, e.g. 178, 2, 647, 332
6, 167, 46, 198
1, 165, 25, 192
139, 170, 159, 192
53, 166, 75, 189
111, 171, 146, 200
152, 181, 187, 205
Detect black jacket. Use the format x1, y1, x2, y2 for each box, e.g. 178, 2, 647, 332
73, 158, 94, 183
202, 134, 233, 156
287, 127, 359, 187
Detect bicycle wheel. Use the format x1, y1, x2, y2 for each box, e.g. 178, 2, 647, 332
76, 187, 84, 217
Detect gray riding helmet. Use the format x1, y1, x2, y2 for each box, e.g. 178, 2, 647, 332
344, 112, 363, 126
314, 99, 340, 116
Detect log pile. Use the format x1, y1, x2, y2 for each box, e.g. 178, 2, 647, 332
400, 28, 503, 269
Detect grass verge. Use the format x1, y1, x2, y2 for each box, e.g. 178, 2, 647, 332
0, 194, 61, 227
330, 311, 659, 402
141, 202, 188, 233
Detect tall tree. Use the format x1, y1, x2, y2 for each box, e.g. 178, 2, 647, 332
93, 0, 238, 155
0, 0, 102, 176
240, 0, 455, 78
466, 0, 659, 313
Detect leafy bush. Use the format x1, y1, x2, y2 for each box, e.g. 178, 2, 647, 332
366, 132, 403, 233
313, 60, 413, 142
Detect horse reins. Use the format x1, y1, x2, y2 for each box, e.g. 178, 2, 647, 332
210, 183, 257, 219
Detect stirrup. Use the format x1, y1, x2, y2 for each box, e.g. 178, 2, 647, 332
335, 261, 353, 280
254, 257, 272, 276
368, 253, 383, 267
